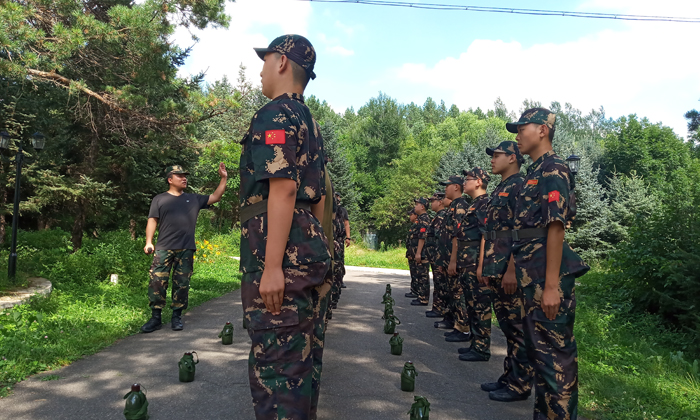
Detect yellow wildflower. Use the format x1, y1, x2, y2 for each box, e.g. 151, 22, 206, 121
208, 245, 213, 250
203, 254, 207, 258
216, 251, 221, 256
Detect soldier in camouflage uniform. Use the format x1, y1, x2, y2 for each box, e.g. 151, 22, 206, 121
141, 163, 228, 333
507, 109, 589, 419
330, 192, 349, 311
480, 141, 534, 401
239, 35, 331, 420
425, 192, 448, 318
437, 175, 470, 337
411, 197, 432, 306
405, 209, 419, 298
449, 168, 490, 348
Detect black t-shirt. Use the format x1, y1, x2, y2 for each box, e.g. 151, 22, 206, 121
148, 192, 210, 250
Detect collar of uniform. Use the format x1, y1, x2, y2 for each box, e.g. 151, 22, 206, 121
474, 193, 488, 201
499, 172, 523, 186
527, 149, 556, 174
273, 93, 305, 103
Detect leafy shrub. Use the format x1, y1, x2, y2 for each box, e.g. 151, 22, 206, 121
610, 199, 700, 351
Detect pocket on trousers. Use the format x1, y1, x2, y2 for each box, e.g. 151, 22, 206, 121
247, 304, 300, 331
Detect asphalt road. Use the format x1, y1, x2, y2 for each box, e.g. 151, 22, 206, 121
0, 267, 530, 419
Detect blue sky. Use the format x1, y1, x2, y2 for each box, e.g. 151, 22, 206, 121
175, 0, 700, 137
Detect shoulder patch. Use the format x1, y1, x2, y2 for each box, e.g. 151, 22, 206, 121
265, 130, 285, 145
420, 228, 426, 233
498, 192, 509, 197
548, 191, 560, 202
527, 179, 538, 186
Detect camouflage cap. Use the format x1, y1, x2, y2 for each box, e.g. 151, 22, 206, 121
439, 175, 465, 186
462, 167, 491, 184
254, 34, 317, 80
407, 209, 415, 216
165, 165, 189, 176
506, 108, 556, 134
414, 197, 429, 208
430, 191, 445, 201
486, 140, 525, 164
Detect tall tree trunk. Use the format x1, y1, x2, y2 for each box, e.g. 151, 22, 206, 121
0, 188, 6, 245
71, 205, 85, 251
0, 164, 5, 244
129, 218, 137, 240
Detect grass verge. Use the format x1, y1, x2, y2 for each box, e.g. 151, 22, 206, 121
577, 267, 699, 420
0, 230, 240, 398
344, 245, 408, 270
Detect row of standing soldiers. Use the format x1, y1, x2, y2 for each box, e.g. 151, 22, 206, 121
405, 108, 589, 420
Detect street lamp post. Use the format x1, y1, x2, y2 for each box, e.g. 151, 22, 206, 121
1, 131, 46, 280
566, 154, 581, 189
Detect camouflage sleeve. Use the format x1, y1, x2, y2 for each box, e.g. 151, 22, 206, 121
451, 200, 468, 238
249, 106, 298, 182
417, 216, 430, 240
541, 161, 572, 226
476, 199, 489, 233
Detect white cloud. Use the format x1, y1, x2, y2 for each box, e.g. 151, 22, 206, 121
172, 0, 311, 86
327, 45, 355, 56
397, 11, 700, 135
396, 1, 700, 136
334, 20, 363, 36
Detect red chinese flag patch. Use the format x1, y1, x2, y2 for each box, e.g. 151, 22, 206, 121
420, 228, 426, 233
484, 217, 488, 224
548, 191, 561, 203
265, 130, 285, 145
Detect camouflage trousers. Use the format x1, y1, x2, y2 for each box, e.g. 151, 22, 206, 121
429, 263, 447, 314
330, 239, 346, 306
462, 270, 492, 358
414, 259, 430, 304
407, 258, 417, 295
521, 274, 578, 420
441, 266, 469, 333
148, 249, 193, 310
241, 260, 332, 420
489, 278, 533, 396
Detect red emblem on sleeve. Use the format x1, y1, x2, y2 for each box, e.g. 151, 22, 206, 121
498, 192, 509, 197
420, 228, 426, 233
527, 179, 538, 185
265, 130, 285, 145
548, 191, 560, 203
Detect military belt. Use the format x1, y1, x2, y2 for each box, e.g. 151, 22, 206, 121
239, 199, 312, 224
458, 240, 481, 247
485, 230, 513, 240
511, 228, 548, 241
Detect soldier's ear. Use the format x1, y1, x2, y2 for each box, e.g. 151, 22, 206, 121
278, 54, 290, 75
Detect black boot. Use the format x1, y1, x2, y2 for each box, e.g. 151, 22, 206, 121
140, 309, 162, 333
171, 308, 184, 331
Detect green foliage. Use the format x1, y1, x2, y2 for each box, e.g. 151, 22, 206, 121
343, 244, 408, 270
0, 228, 240, 397
609, 197, 700, 347
577, 267, 700, 419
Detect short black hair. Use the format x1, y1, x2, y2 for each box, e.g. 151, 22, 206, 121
165, 173, 173, 186
547, 125, 555, 142
290, 60, 310, 89
480, 180, 489, 190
